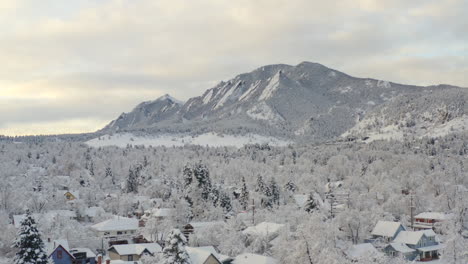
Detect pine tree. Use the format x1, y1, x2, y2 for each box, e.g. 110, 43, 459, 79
239, 177, 250, 210
219, 191, 232, 214
255, 175, 266, 193
126, 166, 138, 193
13, 211, 48, 264
162, 229, 191, 264
183, 164, 193, 188
269, 178, 280, 206
304, 193, 317, 213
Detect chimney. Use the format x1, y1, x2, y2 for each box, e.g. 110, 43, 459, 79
97, 255, 102, 264
106, 259, 110, 264
47, 238, 51, 243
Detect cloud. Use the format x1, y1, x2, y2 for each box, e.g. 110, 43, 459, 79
0, 0, 467, 135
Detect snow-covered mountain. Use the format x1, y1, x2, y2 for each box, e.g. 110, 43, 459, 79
101, 62, 467, 142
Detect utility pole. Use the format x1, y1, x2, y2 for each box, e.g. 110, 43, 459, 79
410, 192, 415, 230
251, 199, 255, 225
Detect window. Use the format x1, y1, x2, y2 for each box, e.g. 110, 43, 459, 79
117, 231, 123, 235
57, 250, 63, 259
128, 255, 133, 261
104, 232, 110, 235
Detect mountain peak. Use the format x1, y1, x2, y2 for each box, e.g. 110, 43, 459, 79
156, 94, 184, 105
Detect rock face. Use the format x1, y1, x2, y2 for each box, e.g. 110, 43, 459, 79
102, 62, 467, 142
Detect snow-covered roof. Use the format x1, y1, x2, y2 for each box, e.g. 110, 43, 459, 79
189, 246, 232, 263
189, 221, 225, 229
415, 212, 448, 221
186, 247, 220, 264
110, 243, 162, 256
232, 253, 278, 264
388, 243, 416, 253
393, 230, 436, 245
46, 239, 70, 255
293, 194, 308, 207
371, 221, 404, 238
69, 248, 96, 258
346, 243, 380, 259
91, 216, 138, 232
242, 222, 285, 236
13, 211, 77, 228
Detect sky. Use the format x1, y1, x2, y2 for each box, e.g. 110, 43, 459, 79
1, 0, 467, 136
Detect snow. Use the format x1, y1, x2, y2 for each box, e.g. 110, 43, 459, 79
186, 247, 229, 264
214, 81, 241, 109
151, 208, 173, 217
393, 230, 436, 245
232, 253, 278, 264
377, 80, 391, 88
189, 221, 225, 230
259, 71, 280, 101
242, 222, 284, 236
240, 80, 261, 101
415, 212, 449, 221
87, 133, 291, 148
110, 243, 162, 255
346, 243, 380, 259
246, 102, 284, 124
371, 221, 404, 238
202, 89, 214, 104
85, 206, 105, 218
157, 94, 184, 105
91, 216, 138, 232
417, 244, 445, 252
293, 194, 308, 208
70, 248, 96, 258
388, 243, 416, 253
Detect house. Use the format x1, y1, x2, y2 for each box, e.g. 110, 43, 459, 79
47, 239, 97, 264
370, 221, 405, 242
91, 216, 139, 241
107, 243, 162, 262
69, 248, 97, 264
186, 247, 222, 264
13, 210, 77, 228
63, 190, 80, 201
49, 240, 74, 264
187, 246, 233, 264
392, 229, 443, 261
346, 243, 382, 261
232, 253, 278, 264
414, 212, 449, 231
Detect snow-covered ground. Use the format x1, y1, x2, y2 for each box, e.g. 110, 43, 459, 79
86, 132, 291, 148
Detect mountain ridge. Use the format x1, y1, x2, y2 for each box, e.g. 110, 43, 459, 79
101, 61, 467, 142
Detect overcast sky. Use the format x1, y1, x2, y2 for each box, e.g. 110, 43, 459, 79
1, 0, 467, 135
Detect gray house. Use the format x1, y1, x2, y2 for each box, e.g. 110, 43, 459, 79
370, 221, 406, 243
385, 229, 443, 261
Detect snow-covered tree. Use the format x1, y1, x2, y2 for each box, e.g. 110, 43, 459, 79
13, 211, 48, 264
162, 229, 191, 264
239, 177, 250, 210
304, 193, 317, 213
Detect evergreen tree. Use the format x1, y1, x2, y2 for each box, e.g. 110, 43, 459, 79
304, 193, 317, 213
193, 162, 212, 200
219, 191, 232, 214
126, 166, 138, 193
105, 167, 115, 185
13, 211, 48, 264
239, 177, 250, 210
269, 178, 280, 206
183, 164, 193, 188
162, 229, 191, 264
255, 175, 266, 193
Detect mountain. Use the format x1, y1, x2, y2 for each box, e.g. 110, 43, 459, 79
101, 62, 467, 142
